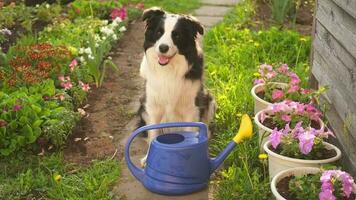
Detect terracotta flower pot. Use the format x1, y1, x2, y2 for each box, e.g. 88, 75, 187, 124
271, 167, 356, 200
264, 141, 342, 178
251, 82, 288, 114
254, 109, 325, 151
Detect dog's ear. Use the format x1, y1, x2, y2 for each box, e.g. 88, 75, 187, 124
142, 7, 165, 22
183, 15, 204, 36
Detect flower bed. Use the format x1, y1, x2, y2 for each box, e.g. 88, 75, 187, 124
0, 0, 143, 156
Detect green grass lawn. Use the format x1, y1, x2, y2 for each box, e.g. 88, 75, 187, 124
0, 154, 120, 199
203, 0, 311, 199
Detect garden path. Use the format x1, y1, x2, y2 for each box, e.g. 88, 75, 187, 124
64, 1, 239, 199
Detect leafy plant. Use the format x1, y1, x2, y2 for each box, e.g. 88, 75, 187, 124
2, 43, 71, 88
68, 0, 123, 19
254, 63, 326, 103
260, 101, 323, 129
268, 122, 335, 159
289, 170, 355, 200
270, 0, 296, 24
0, 80, 77, 155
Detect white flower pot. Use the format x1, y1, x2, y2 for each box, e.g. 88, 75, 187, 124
254, 109, 325, 151
251, 82, 288, 114
264, 141, 342, 179
271, 167, 356, 200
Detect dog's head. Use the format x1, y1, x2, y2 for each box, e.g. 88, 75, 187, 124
142, 7, 204, 66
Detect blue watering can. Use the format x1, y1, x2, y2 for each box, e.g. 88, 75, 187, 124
125, 114, 253, 195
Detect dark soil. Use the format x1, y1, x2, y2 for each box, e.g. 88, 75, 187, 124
262, 117, 321, 130
63, 21, 145, 165
254, 0, 313, 35
277, 175, 356, 200
270, 144, 337, 160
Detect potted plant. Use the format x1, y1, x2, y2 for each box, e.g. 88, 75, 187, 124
271, 167, 356, 200
255, 100, 325, 149
263, 122, 341, 178
251, 63, 324, 114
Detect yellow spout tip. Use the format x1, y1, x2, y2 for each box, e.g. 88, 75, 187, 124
233, 114, 253, 144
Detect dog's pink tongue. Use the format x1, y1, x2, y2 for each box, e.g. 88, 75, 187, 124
158, 55, 170, 65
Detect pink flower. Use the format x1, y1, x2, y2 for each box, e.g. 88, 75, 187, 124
289, 72, 301, 85
61, 81, 73, 90
78, 81, 90, 92
12, 105, 22, 112
58, 75, 65, 82
265, 71, 277, 79
272, 89, 284, 100
319, 189, 336, 200
301, 88, 313, 94
69, 59, 78, 72
320, 170, 355, 200
254, 79, 264, 85
287, 85, 300, 93
298, 131, 315, 154
269, 128, 283, 149
340, 172, 354, 198
291, 121, 304, 138
281, 114, 291, 122
111, 7, 127, 20
259, 64, 273, 77
277, 64, 289, 74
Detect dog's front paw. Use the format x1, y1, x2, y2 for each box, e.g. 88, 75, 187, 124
140, 155, 147, 168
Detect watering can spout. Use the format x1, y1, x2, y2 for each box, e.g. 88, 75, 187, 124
210, 114, 253, 173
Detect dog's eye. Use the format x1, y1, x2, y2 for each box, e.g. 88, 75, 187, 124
156, 29, 163, 37
172, 31, 180, 39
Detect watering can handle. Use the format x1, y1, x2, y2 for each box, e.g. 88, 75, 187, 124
125, 122, 208, 182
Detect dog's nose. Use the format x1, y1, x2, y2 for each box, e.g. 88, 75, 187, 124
159, 44, 169, 53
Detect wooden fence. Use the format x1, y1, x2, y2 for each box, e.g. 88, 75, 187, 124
310, 0, 356, 171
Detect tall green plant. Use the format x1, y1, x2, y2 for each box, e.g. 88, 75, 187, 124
270, 0, 296, 24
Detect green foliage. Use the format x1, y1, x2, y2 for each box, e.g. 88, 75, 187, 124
122, 0, 200, 13
39, 18, 104, 48
0, 154, 120, 200
270, 0, 296, 24
289, 173, 321, 199
0, 80, 78, 155
203, 0, 311, 198
68, 0, 122, 19
0, 2, 62, 32
278, 136, 325, 159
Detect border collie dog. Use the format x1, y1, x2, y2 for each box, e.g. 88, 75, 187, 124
138, 7, 216, 149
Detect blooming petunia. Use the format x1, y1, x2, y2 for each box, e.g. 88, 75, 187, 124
269, 128, 283, 149
281, 114, 291, 122
254, 78, 264, 85
340, 172, 354, 198
277, 64, 289, 74
288, 72, 301, 85
298, 131, 315, 154
265, 71, 277, 79
272, 89, 284, 100
288, 85, 300, 93
319, 189, 336, 200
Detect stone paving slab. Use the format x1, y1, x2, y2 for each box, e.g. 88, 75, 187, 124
201, 0, 239, 6
196, 16, 224, 28
194, 5, 232, 17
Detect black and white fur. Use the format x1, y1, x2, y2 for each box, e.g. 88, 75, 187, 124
138, 8, 216, 163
